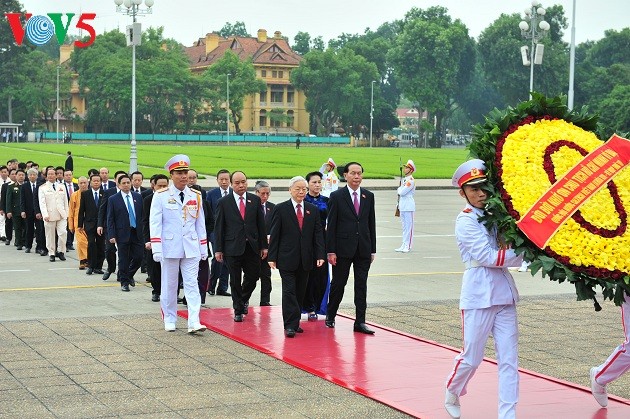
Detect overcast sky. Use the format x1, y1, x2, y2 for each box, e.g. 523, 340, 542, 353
16, 0, 629, 47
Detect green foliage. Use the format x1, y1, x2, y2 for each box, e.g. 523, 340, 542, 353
292, 31, 312, 56
217, 21, 250, 38
202, 51, 266, 134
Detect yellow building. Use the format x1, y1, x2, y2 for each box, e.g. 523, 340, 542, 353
58, 44, 87, 133
185, 29, 309, 134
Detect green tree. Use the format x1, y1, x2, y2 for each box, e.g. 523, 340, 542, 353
0, 0, 29, 122
291, 48, 381, 136
202, 51, 265, 134
477, 5, 568, 105
292, 31, 311, 55
312, 36, 325, 51
389, 6, 475, 147
217, 21, 250, 38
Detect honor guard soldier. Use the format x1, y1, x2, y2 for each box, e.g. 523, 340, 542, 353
396, 159, 416, 252
149, 155, 208, 334
319, 157, 339, 198
444, 159, 523, 419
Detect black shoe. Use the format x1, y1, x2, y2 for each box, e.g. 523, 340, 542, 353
57, 252, 66, 261
130, 279, 136, 287
16, 246, 22, 250
296, 327, 304, 333
217, 290, 231, 296
66, 245, 74, 251
5, 241, 10, 246
243, 302, 249, 314
49, 255, 55, 262
39, 250, 48, 256
285, 328, 296, 338
121, 284, 130, 292
102, 272, 111, 281
353, 323, 375, 335
93, 269, 104, 275
151, 294, 160, 302
181, 297, 187, 306
86, 268, 93, 275
325, 317, 335, 328
260, 302, 272, 306
0, 236, 5, 241
208, 290, 215, 296
234, 314, 243, 322
24, 248, 31, 253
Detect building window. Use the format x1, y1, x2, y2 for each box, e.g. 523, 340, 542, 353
259, 110, 267, 128
287, 86, 294, 104
270, 85, 284, 104
259, 88, 268, 106
272, 70, 277, 78
287, 110, 294, 128
261, 69, 266, 77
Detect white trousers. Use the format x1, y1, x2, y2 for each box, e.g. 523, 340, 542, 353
0, 213, 5, 237
446, 304, 519, 419
44, 219, 67, 254
593, 300, 630, 385
400, 211, 414, 250
160, 256, 201, 328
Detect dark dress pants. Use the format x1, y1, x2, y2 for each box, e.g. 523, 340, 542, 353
5, 217, 12, 241
225, 243, 260, 315
86, 229, 105, 269
25, 215, 35, 249
116, 229, 142, 286
197, 258, 210, 303
210, 235, 229, 293
326, 251, 371, 325
303, 261, 328, 314
35, 218, 46, 252
105, 240, 117, 273
259, 257, 272, 304
280, 264, 309, 330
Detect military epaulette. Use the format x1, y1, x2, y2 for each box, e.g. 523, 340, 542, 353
462, 208, 473, 213
156, 187, 169, 193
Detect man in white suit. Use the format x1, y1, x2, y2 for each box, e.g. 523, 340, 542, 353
149, 155, 208, 334
38, 168, 68, 262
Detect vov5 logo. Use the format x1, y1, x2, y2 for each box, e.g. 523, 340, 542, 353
4, 12, 97, 48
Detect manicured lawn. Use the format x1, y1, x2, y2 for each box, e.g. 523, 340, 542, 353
0, 143, 470, 179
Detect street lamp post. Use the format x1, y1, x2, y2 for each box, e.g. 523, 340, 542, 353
567, 0, 576, 109
519, 1, 550, 99
56, 65, 60, 143
226, 73, 231, 146
114, 0, 154, 173
369, 80, 375, 148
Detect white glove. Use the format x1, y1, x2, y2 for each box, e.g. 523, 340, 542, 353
152, 252, 163, 263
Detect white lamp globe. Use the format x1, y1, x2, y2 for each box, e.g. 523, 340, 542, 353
537, 7, 546, 15
114, 0, 123, 6
539, 20, 550, 31
123, 0, 132, 8
519, 21, 529, 31
145, 0, 154, 7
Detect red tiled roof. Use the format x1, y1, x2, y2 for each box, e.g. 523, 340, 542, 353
186, 33, 302, 70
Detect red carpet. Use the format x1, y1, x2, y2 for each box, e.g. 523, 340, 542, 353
180, 306, 630, 418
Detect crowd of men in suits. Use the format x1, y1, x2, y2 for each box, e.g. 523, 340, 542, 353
0, 155, 379, 338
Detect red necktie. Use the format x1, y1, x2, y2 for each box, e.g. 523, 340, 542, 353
239, 196, 245, 220
296, 203, 303, 230
353, 191, 360, 215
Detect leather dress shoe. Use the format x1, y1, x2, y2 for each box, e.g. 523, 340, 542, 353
353, 323, 375, 335
49, 255, 55, 262
217, 290, 231, 296
24, 248, 31, 253
243, 302, 249, 314
102, 272, 111, 281
56, 252, 66, 261
325, 317, 335, 328
121, 284, 130, 292
296, 327, 304, 333
285, 328, 296, 338
93, 269, 104, 275
151, 294, 160, 302
4, 241, 10, 246
260, 302, 272, 306
16, 246, 22, 250
208, 290, 215, 296
130, 279, 136, 287
66, 245, 74, 251
234, 314, 243, 322
86, 268, 94, 275
164, 323, 176, 332
40, 250, 48, 256
188, 325, 207, 334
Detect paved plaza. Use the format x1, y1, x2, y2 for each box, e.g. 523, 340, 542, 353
0, 184, 628, 417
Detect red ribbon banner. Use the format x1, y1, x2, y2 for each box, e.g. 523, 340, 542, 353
517, 134, 630, 248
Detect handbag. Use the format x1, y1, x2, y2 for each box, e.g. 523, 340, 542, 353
395, 205, 400, 217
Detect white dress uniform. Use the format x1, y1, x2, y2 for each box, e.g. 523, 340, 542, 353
149, 156, 208, 333
396, 159, 416, 252
38, 181, 68, 255
590, 299, 630, 407
320, 158, 339, 198
445, 160, 523, 419
0, 177, 9, 238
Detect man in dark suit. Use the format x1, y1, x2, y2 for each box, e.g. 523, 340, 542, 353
0, 168, 17, 245
206, 169, 232, 296
325, 162, 377, 335
97, 171, 126, 280
130, 171, 148, 195
64, 151, 73, 171
268, 176, 325, 337
62, 170, 78, 251
214, 171, 267, 322
187, 169, 206, 200
79, 174, 105, 275
21, 168, 40, 253
255, 180, 275, 305
106, 174, 143, 292
142, 174, 169, 302
99, 167, 117, 191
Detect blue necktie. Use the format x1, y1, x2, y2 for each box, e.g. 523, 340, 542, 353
94, 191, 99, 206
126, 194, 136, 228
